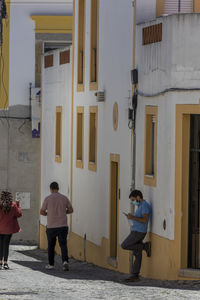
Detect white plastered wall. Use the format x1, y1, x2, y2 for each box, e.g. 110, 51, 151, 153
136, 14, 200, 240
40, 48, 72, 226
72, 0, 134, 246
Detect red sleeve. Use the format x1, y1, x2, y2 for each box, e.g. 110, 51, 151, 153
13, 203, 22, 218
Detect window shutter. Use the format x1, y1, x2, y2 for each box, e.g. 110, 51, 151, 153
164, 0, 179, 14
180, 0, 193, 13
164, 0, 193, 14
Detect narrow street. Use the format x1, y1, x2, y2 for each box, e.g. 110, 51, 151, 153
0, 245, 199, 300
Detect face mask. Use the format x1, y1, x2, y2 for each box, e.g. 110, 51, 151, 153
131, 200, 140, 206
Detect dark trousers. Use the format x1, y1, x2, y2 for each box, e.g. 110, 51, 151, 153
46, 226, 69, 266
121, 231, 146, 276
0, 234, 12, 261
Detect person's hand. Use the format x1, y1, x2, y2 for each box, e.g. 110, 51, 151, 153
127, 213, 133, 220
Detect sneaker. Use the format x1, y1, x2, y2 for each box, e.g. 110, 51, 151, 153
144, 242, 151, 257
45, 264, 55, 270
3, 263, 9, 270
124, 275, 140, 282
0, 263, 2, 270
63, 261, 69, 271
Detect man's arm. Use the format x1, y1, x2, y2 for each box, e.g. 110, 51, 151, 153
66, 198, 73, 214
40, 208, 47, 216
40, 198, 47, 216
126, 213, 148, 224
66, 206, 73, 214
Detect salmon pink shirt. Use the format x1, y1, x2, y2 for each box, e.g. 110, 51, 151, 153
0, 202, 22, 234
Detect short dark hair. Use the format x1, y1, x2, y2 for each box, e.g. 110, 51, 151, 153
50, 182, 59, 190
129, 190, 143, 199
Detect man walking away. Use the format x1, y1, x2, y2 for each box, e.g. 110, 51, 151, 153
121, 190, 151, 282
40, 182, 73, 271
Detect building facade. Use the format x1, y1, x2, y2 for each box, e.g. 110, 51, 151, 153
38, 0, 200, 280
0, 0, 72, 243
136, 12, 200, 280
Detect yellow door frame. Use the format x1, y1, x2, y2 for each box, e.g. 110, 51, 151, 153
175, 104, 200, 270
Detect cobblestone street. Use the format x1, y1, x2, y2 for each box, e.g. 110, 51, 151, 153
0, 245, 199, 300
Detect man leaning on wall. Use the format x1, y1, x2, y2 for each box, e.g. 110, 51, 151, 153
121, 190, 151, 282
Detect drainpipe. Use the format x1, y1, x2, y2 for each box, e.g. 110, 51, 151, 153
130, 0, 137, 275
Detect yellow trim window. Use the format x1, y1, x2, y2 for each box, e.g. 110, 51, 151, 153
144, 106, 158, 186
88, 106, 98, 172
90, 0, 99, 91
77, 0, 85, 92
76, 106, 84, 168
55, 106, 62, 163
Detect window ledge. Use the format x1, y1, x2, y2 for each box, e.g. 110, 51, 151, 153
76, 160, 83, 169
55, 156, 62, 163
89, 82, 98, 91
88, 162, 97, 172
145, 174, 154, 178
179, 268, 200, 279
77, 83, 84, 92
144, 175, 156, 187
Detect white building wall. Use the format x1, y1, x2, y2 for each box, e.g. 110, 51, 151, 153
136, 14, 200, 240
136, 0, 156, 24
72, 0, 134, 246
9, 0, 73, 107
40, 48, 72, 226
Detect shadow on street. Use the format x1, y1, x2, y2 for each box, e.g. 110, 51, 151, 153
10, 246, 200, 292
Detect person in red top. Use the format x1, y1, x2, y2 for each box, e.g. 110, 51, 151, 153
0, 191, 22, 269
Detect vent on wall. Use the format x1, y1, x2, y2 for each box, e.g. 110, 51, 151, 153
143, 23, 162, 45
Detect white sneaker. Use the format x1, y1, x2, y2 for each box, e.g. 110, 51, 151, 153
45, 264, 55, 270
63, 261, 69, 271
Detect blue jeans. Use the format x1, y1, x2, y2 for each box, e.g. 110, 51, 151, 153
46, 226, 68, 266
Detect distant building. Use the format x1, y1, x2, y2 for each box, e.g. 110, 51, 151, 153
0, 0, 72, 244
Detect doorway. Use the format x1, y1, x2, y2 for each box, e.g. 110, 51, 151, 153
109, 154, 120, 259
188, 115, 200, 268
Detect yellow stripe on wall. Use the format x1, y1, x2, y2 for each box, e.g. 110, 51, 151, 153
30, 16, 73, 34
0, 0, 10, 109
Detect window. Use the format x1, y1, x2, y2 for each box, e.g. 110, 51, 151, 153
77, 0, 85, 91
55, 106, 62, 163
44, 54, 53, 68
89, 106, 98, 171
90, 0, 99, 91
60, 50, 70, 65
144, 106, 158, 186
76, 106, 84, 168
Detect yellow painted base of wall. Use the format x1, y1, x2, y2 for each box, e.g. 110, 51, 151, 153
39, 225, 199, 280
